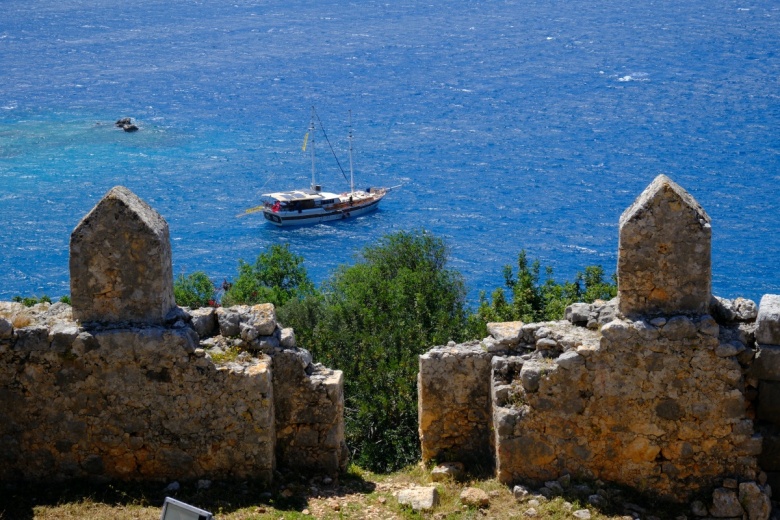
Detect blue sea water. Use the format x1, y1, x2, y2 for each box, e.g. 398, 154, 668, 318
1, 0, 779, 305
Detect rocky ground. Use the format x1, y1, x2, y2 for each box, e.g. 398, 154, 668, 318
5, 464, 772, 520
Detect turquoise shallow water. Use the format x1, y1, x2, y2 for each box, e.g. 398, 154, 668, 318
1, 0, 779, 304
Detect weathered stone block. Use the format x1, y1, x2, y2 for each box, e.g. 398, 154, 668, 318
618, 175, 711, 316
756, 295, 780, 346
565, 303, 591, 325
0, 317, 12, 339
556, 350, 585, 369
712, 296, 759, 324
699, 314, 721, 337
751, 345, 780, 381
247, 303, 277, 336
735, 298, 759, 321
272, 350, 347, 473
418, 343, 494, 466
189, 307, 217, 338
738, 481, 772, 520
520, 360, 545, 392
715, 341, 745, 358
280, 327, 296, 348
15, 325, 49, 352
661, 315, 698, 340
487, 321, 523, 346
216, 307, 240, 337
216, 304, 277, 340
69, 186, 174, 324
49, 323, 79, 353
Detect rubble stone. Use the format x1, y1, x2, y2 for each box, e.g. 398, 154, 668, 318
487, 321, 523, 346
431, 462, 464, 481
738, 481, 771, 520
709, 488, 743, 517
513, 484, 531, 501
459, 487, 489, 507
418, 175, 768, 505
566, 303, 591, 325
0, 302, 347, 481
189, 307, 217, 338
397, 486, 439, 511
2, 187, 345, 485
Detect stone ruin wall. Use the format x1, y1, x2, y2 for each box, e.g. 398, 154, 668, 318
753, 296, 780, 498
419, 175, 778, 507
0, 186, 347, 482
492, 315, 759, 497
418, 342, 494, 466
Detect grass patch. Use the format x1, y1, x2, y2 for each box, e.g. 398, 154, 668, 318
209, 345, 243, 364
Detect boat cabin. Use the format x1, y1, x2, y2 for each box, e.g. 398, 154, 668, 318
263, 189, 341, 212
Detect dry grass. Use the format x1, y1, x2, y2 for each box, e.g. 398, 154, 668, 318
11, 314, 32, 328
0, 465, 687, 520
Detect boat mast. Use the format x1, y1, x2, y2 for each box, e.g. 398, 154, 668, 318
309, 107, 317, 191
348, 110, 355, 195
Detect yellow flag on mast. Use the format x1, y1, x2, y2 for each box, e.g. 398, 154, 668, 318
302, 132, 309, 152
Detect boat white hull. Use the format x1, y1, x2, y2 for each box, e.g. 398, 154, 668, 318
262, 196, 383, 227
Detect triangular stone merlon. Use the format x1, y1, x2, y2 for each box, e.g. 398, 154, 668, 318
69, 186, 175, 325
617, 175, 712, 316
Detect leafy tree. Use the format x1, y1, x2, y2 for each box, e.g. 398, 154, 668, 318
284, 230, 470, 471
173, 271, 216, 309
223, 243, 314, 307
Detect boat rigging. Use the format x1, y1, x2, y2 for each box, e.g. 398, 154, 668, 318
241, 107, 397, 227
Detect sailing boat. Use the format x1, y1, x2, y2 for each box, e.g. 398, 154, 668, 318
243, 108, 392, 227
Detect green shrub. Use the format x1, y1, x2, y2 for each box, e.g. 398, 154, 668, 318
474, 250, 617, 329
12, 294, 53, 307
59, 295, 71, 304
223, 244, 314, 307
173, 271, 216, 309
